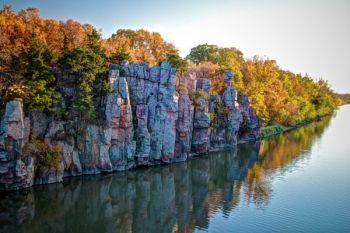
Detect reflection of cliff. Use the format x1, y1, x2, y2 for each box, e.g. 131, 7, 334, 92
0, 143, 260, 233
0, 115, 333, 233
244, 115, 333, 207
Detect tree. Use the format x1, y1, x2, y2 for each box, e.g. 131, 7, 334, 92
242, 56, 282, 124
0, 6, 341, 127
0, 6, 95, 110
20, 36, 61, 112
0, 6, 28, 108
166, 49, 188, 74
187, 62, 222, 95
186, 44, 220, 64
103, 29, 177, 65
60, 46, 106, 119
60, 29, 108, 119
218, 47, 245, 90
187, 45, 245, 92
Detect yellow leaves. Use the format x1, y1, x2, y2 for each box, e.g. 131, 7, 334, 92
103, 29, 176, 65
5, 84, 29, 99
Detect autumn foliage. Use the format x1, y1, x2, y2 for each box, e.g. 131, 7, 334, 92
0, 6, 341, 126
187, 45, 341, 126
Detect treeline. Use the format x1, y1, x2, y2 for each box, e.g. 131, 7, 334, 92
0, 6, 341, 126
0, 6, 182, 121
337, 93, 350, 105
186, 45, 341, 125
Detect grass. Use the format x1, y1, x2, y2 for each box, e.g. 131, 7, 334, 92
260, 125, 284, 138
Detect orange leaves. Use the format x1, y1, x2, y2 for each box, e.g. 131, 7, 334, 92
103, 29, 176, 65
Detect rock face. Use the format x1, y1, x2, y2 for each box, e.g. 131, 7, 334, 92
0, 99, 34, 190
122, 62, 178, 164
209, 95, 227, 148
191, 79, 211, 154
0, 63, 260, 191
238, 93, 260, 141
42, 121, 75, 183
221, 71, 242, 146
106, 65, 136, 171
44, 121, 81, 177
210, 71, 242, 148
0, 99, 25, 161
77, 124, 113, 174
174, 86, 193, 161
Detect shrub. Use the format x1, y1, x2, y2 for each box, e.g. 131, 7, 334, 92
22, 138, 62, 170
178, 83, 188, 92
190, 89, 208, 105
260, 125, 284, 138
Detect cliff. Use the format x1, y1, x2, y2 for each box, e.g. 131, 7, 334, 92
0, 62, 260, 191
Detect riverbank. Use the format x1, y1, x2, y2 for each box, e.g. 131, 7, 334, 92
187, 115, 327, 156
0, 62, 338, 191
238, 115, 327, 144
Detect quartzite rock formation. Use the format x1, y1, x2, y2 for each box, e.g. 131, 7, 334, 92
174, 84, 193, 161
0, 62, 260, 190
121, 62, 178, 165
106, 65, 136, 171
0, 99, 34, 190
191, 78, 211, 154
210, 71, 242, 149
238, 93, 260, 141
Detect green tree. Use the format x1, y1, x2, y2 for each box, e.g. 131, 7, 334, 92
166, 49, 188, 74
109, 51, 131, 64
186, 44, 220, 64
60, 30, 107, 119
21, 36, 61, 112
187, 44, 245, 93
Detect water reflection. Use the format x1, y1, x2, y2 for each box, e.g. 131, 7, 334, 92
244, 115, 333, 209
0, 115, 333, 233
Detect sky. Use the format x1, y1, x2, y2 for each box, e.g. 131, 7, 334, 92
5, 0, 350, 93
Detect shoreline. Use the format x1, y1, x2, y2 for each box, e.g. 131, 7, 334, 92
0, 114, 331, 192
250, 115, 328, 142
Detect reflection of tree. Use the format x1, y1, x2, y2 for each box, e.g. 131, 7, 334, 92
244, 115, 333, 208
0, 116, 334, 233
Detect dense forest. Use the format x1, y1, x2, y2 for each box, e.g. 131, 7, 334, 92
0, 6, 342, 126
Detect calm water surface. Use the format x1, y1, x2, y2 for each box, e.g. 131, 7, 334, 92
1, 106, 350, 233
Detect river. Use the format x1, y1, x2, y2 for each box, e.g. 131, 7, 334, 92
1, 105, 350, 233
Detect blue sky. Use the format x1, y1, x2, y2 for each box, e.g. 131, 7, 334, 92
5, 0, 350, 93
